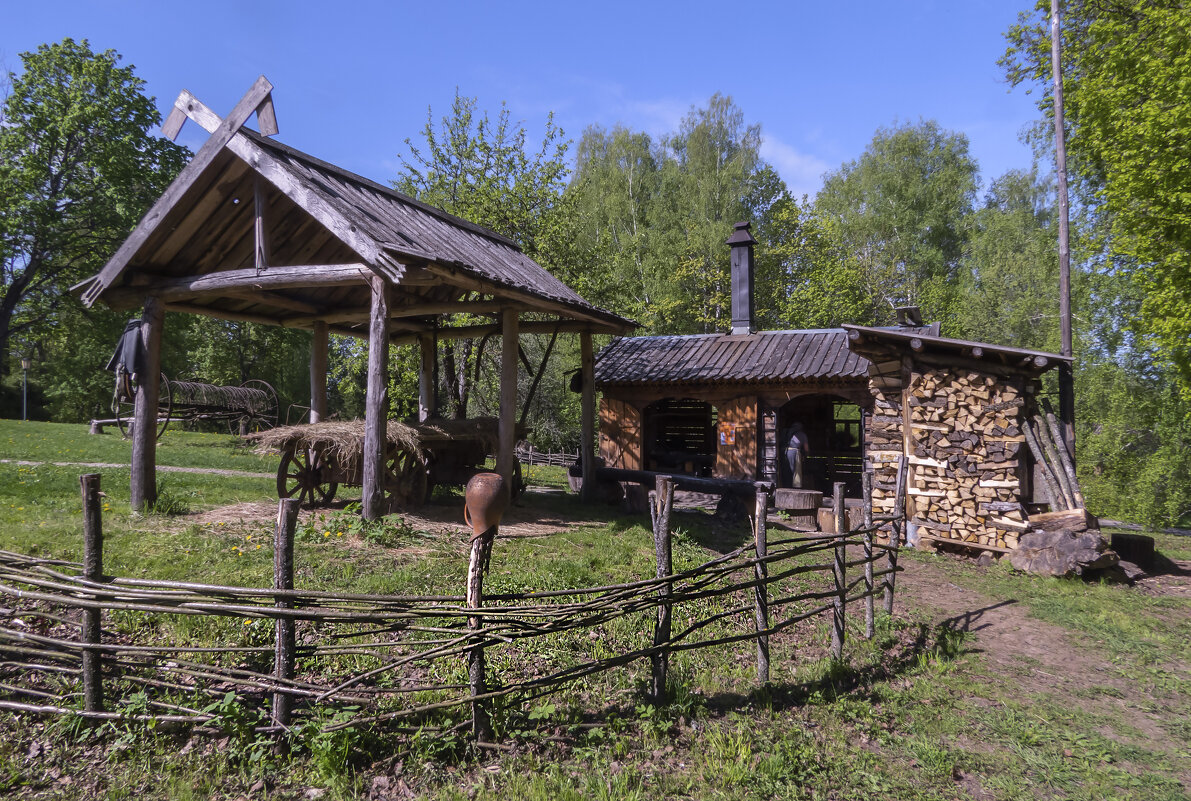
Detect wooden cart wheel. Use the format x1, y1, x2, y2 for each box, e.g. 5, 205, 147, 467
115, 373, 172, 440
230, 379, 280, 435
383, 447, 428, 510
277, 446, 338, 507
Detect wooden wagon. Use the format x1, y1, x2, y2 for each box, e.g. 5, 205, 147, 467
250, 418, 523, 510
111, 373, 278, 439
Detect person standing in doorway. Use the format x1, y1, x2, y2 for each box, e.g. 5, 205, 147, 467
784, 422, 809, 488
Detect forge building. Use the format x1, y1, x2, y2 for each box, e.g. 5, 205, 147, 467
592, 222, 1068, 554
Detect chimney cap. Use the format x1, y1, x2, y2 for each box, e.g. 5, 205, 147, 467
725, 220, 756, 247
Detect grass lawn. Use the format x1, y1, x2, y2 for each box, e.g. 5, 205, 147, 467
1, 422, 1189, 800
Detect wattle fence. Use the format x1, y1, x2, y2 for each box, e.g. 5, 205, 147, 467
0, 466, 907, 744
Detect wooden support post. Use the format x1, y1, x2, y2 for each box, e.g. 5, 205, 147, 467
831, 481, 846, 661
272, 498, 299, 736
753, 485, 770, 684
496, 309, 519, 495
884, 454, 908, 616
310, 321, 328, 424
650, 475, 674, 703
579, 332, 596, 503
130, 297, 163, 512
418, 333, 435, 422
362, 277, 390, 521
80, 474, 104, 713
467, 526, 496, 741
862, 471, 875, 640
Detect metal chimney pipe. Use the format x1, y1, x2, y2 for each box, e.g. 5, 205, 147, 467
726, 221, 756, 335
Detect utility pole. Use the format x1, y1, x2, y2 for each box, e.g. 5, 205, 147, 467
1051, 0, 1076, 459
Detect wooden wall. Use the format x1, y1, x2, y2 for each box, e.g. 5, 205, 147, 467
714, 396, 758, 480
598, 398, 641, 470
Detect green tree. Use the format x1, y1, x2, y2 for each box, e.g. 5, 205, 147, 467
0, 39, 188, 384
813, 120, 979, 325
394, 92, 582, 423
1003, 0, 1191, 391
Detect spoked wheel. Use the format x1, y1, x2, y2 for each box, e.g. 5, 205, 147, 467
115, 373, 172, 440
229, 379, 280, 436
277, 446, 338, 507
383, 447, 428, 511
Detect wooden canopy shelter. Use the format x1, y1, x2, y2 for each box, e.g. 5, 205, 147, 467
75, 77, 633, 517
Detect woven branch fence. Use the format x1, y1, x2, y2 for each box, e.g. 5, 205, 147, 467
0, 461, 908, 744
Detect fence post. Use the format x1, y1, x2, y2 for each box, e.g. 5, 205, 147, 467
884, 454, 908, 615
80, 474, 104, 713
831, 481, 846, 661
651, 475, 674, 703
753, 484, 770, 684
862, 471, 875, 640
467, 525, 496, 741
272, 498, 300, 736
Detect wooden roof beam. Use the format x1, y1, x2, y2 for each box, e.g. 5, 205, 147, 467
418, 261, 631, 332
101, 263, 374, 310
278, 298, 507, 328
390, 319, 597, 346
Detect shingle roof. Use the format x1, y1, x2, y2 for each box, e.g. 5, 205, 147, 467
594, 329, 872, 386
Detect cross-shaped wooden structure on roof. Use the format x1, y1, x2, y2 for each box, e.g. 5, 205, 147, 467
77, 77, 634, 519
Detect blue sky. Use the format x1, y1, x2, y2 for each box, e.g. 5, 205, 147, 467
2, 0, 1044, 200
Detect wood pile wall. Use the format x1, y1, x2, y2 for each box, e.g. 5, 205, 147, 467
866, 361, 1034, 552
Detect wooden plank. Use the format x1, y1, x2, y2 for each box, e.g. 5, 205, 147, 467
103, 263, 373, 309
496, 309, 519, 494
255, 93, 279, 136
83, 77, 274, 307
362, 277, 390, 520
130, 297, 164, 511
310, 321, 328, 423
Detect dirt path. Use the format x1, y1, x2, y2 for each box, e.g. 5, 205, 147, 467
896, 555, 1188, 759
0, 458, 272, 479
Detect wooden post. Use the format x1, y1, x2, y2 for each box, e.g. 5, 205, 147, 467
862, 471, 875, 640
831, 481, 846, 661
650, 475, 674, 703
467, 526, 495, 741
310, 321, 328, 424
272, 498, 299, 735
884, 454, 908, 616
496, 309, 519, 495
418, 333, 435, 422
362, 277, 390, 521
1051, 0, 1076, 456
130, 297, 163, 511
80, 474, 104, 713
579, 331, 596, 502
753, 484, 770, 684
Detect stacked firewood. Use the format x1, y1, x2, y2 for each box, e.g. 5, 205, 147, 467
903, 370, 1029, 550
865, 360, 906, 538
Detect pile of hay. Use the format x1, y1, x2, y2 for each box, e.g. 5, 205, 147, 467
247, 417, 505, 464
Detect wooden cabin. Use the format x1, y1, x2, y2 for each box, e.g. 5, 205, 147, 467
593, 222, 1069, 554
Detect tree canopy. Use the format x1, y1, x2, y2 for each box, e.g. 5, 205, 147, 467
0, 39, 188, 382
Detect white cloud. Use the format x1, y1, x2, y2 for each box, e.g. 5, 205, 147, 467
760, 135, 832, 200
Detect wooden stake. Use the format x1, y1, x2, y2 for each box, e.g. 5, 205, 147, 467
272, 498, 299, 735
862, 471, 875, 640
651, 475, 674, 703
753, 485, 770, 684
80, 474, 104, 713
467, 526, 495, 741
831, 482, 846, 661
884, 454, 907, 616
1043, 401, 1084, 508
1024, 419, 1068, 511
362, 277, 389, 520
130, 297, 163, 512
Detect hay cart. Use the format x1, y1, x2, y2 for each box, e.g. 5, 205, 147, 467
113, 374, 279, 439
251, 418, 523, 510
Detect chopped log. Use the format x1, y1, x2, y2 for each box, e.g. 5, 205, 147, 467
1029, 508, 1098, 533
